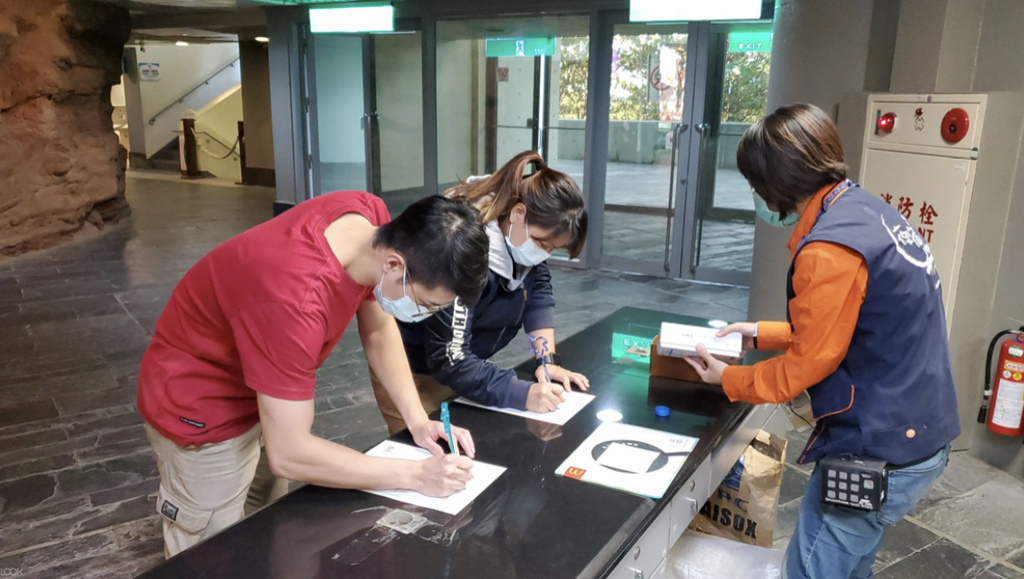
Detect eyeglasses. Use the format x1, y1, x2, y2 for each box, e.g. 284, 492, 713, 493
405, 275, 455, 316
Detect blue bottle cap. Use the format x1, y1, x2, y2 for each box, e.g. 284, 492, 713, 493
655, 405, 670, 418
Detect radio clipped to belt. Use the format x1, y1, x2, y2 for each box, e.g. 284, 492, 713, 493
819, 455, 888, 512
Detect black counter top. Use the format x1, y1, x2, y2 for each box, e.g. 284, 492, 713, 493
139, 307, 751, 579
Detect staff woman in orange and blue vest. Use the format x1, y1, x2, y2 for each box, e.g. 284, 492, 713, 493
685, 103, 959, 579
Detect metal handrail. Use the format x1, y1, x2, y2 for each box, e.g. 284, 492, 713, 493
147, 57, 240, 126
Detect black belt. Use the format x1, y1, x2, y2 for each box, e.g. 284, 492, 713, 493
887, 446, 945, 470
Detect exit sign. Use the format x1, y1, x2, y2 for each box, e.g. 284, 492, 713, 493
729, 32, 772, 53
486, 37, 557, 58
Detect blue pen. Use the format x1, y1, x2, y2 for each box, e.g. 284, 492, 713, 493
440, 401, 458, 455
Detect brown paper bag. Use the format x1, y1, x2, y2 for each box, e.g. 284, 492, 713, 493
688, 430, 787, 547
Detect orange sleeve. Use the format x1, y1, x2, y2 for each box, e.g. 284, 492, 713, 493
757, 321, 793, 351
722, 241, 867, 405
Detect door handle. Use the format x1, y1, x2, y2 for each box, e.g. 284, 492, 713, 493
695, 122, 710, 134
664, 123, 683, 273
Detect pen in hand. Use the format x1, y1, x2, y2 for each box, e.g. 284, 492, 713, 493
440, 401, 459, 456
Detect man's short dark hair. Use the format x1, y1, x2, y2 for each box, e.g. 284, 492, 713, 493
737, 103, 849, 219
374, 196, 489, 305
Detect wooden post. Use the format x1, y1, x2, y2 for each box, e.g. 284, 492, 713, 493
182, 118, 201, 179
237, 120, 247, 184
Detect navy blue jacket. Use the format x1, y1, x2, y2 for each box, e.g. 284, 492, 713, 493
398, 262, 555, 410
793, 184, 960, 466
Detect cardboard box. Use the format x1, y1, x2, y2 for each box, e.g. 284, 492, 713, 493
650, 335, 704, 382
657, 322, 743, 359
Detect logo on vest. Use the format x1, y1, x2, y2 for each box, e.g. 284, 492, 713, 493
446, 298, 469, 364
881, 213, 938, 281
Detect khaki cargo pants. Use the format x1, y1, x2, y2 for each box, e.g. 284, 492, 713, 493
144, 422, 290, 558
369, 368, 456, 435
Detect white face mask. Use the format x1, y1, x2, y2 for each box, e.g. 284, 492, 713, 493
373, 265, 432, 323
505, 216, 551, 267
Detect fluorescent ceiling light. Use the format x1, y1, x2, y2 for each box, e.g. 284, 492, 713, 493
630, 0, 765, 22
255, 36, 269, 43
175, 40, 189, 46
310, 4, 394, 34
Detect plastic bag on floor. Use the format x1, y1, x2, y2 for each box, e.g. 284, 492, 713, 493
667, 530, 783, 579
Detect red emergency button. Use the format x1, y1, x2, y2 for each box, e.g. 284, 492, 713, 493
877, 112, 896, 133
941, 108, 970, 143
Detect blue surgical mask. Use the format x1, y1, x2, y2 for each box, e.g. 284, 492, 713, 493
753, 194, 799, 228
505, 217, 551, 266
373, 266, 431, 323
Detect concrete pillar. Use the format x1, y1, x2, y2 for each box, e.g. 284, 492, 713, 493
239, 40, 276, 187
267, 7, 311, 211
747, 0, 901, 323
889, 0, 984, 93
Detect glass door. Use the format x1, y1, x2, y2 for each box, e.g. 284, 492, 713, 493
598, 23, 690, 276
435, 16, 590, 215
309, 33, 372, 195
369, 29, 425, 214
683, 26, 772, 285
307, 22, 425, 214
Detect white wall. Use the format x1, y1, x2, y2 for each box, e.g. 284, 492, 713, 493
314, 35, 366, 165
375, 34, 424, 192
192, 85, 243, 182
110, 79, 126, 107
138, 42, 241, 157
196, 85, 243, 145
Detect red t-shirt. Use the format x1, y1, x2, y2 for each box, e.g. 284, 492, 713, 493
137, 191, 390, 447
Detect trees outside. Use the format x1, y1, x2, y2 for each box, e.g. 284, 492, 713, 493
557, 37, 589, 120
721, 50, 771, 123
557, 35, 771, 123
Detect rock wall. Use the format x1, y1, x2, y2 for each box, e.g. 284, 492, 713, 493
0, 0, 131, 257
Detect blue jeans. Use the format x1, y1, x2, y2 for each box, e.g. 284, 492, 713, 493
783, 445, 950, 579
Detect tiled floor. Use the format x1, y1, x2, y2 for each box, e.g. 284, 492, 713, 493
0, 173, 1023, 578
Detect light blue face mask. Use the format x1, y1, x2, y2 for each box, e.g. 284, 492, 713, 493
753, 194, 800, 228
373, 266, 431, 323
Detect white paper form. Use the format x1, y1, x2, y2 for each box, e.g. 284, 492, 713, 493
363, 440, 506, 515
596, 442, 661, 474
556, 422, 699, 499
453, 391, 595, 426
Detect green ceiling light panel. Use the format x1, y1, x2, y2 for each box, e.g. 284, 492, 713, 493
729, 32, 773, 52
485, 37, 557, 58
310, 3, 394, 33
630, 0, 772, 22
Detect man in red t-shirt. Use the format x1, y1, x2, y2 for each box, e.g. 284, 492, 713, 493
137, 192, 490, 557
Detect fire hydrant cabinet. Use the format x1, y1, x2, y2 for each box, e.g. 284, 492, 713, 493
840, 92, 1024, 450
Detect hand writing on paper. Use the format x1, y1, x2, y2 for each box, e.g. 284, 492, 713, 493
414, 454, 474, 497
683, 344, 729, 385
526, 382, 565, 413
409, 419, 476, 458
537, 364, 590, 392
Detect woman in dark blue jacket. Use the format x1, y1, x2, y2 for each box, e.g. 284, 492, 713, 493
371, 150, 590, 434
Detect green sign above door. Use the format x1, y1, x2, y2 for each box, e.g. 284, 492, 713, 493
485, 37, 557, 58
728, 32, 772, 53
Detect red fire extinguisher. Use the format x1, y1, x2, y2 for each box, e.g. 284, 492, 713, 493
978, 327, 1024, 436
